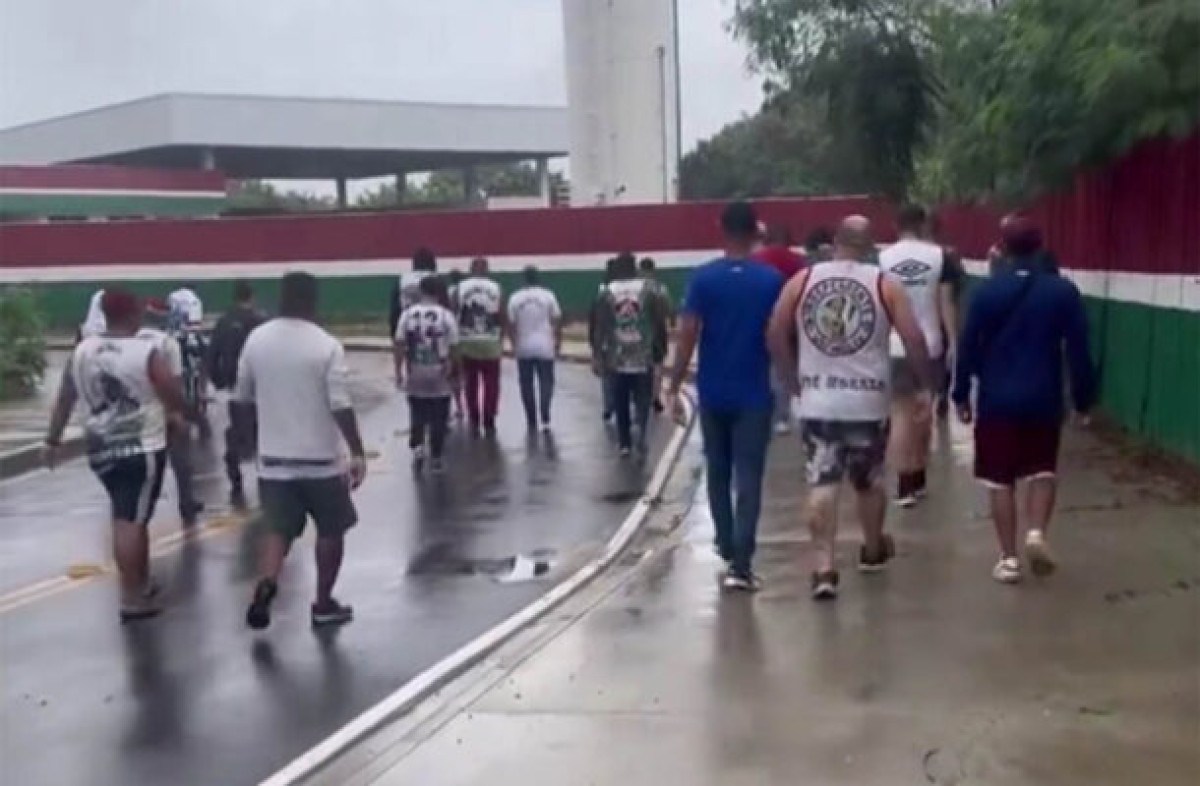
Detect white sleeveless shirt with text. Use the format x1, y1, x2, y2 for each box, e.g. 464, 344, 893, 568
795, 261, 893, 422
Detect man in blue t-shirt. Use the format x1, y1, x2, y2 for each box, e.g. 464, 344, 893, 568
665, 201, 784, 591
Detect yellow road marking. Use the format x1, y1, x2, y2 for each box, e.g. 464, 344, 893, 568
0, 510, 252, 615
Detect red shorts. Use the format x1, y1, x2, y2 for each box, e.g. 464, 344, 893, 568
974, 419, 1062, 488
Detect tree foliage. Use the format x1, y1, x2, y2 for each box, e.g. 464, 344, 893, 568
698, 0, 1200, 203
0, 288, 46, 399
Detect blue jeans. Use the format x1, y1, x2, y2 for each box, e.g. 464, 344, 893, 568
699, 408, 773, 576
517, 358, 555, 426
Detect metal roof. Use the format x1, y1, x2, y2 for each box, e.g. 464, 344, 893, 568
0, 93, 568, 179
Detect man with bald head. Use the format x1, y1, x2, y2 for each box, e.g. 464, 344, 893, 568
769, 215, 935, 601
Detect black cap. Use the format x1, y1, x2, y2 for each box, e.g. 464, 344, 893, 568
720, 201, 759, 240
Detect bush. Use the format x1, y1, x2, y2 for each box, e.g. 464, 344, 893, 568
0, 288, 47, 399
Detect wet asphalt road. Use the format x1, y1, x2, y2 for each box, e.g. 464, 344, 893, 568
0, 355, 671, 786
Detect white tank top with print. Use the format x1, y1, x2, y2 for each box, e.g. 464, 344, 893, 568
795, 261, 892, 422
878, 239, 945, 358
71, 335, 167, 463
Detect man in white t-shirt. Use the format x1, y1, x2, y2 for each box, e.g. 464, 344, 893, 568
395, 275, 460, 473
507, 266, 563, 432
878, 205, 961, 507
234, 272, 367, 631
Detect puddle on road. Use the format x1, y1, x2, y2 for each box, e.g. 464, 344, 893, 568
407, 548, 558, 583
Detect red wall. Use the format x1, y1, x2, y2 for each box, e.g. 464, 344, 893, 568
937, 134, 1200, 276
0, 196, 892, 269
0, 164, 225, 194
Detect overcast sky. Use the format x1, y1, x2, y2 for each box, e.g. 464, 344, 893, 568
0, 0, 763, 153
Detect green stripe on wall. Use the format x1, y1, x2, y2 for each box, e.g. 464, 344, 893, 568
18, 268, 1196, 464
15, 268, 693, 329
0, 193, 226, 218
1085, 296, 1200, 464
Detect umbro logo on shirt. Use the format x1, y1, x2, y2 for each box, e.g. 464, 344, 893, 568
892, 259, 933, 281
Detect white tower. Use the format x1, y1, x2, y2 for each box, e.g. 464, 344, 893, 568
562, 0, 681, 206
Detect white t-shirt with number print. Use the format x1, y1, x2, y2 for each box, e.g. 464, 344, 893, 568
507, 285, 561, 360
397, 303, 459, 398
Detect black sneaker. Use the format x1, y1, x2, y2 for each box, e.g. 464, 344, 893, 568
245, 578, 278, 631
181, 500, 204, 527
896, 472, 919, 508
230, 484, 247, 510
120, 579, 163, 623
311, 599, 354, 627
810, 570, 840, 601
858, 534, 897, 574
484, 420, 497, 437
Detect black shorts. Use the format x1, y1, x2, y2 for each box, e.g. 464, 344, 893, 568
94, 451, 168, 525
259, 476, 358, 541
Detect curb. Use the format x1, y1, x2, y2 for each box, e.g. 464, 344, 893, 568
0, 431, 85, 481
258, 390, 698, 786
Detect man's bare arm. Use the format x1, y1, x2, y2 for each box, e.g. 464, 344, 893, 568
46, 368, 78, 445
666, 314, 699, 394
939, 282, 959, 358
767, 271, 809, 393
883, 276, 935, 391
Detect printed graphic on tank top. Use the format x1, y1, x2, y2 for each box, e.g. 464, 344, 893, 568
795, 263, 892, 422
606, 279, 652, 374
400, 304, 458, 398
878, 239, 945, 358
72, 337, 167, 468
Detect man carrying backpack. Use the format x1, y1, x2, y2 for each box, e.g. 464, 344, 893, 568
208, 281, 266, 505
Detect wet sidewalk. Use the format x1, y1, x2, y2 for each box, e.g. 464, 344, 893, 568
314, 418, 1200, 786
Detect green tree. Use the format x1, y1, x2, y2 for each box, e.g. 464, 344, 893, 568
731, 0, 943, 198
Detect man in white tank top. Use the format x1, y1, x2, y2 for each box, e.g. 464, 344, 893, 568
46, 289, 191, 622
878, 205, 962, 507
768, 216, 935, 601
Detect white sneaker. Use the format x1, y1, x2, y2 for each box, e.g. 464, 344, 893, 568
1025, 530, 1057, 577
992, 556, 1022, 585
773, 421, 792, 437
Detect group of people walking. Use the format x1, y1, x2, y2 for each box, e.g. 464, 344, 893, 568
43, 199, 1096, 628
666, 201, 1095, 597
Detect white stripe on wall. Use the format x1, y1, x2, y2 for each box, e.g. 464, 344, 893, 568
3, 253, 1196, 313
962, 259, 1199, 313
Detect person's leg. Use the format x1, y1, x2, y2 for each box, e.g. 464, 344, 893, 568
537, 359, 555, 426
631, 372, 653, 452
408, 396, 428, 458
729, 409, 772, 580
108, 451, 168, 619
612, 374, 635, 451
167, 421, 201, 525
308, 476, 359, 624
800, 421, 845, 598
1021, 422, 1063, 576
990, 487, 1019, 559
700, 410, 735, 564
975, 420, 1023, 583
482, 359, 501, 430
847, 421, 892, 565
429, 397, 451, 463
246, 479, 303, 629
517, 359, 537, 428
602, 372, 615, 421
462, 359, 482, 429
